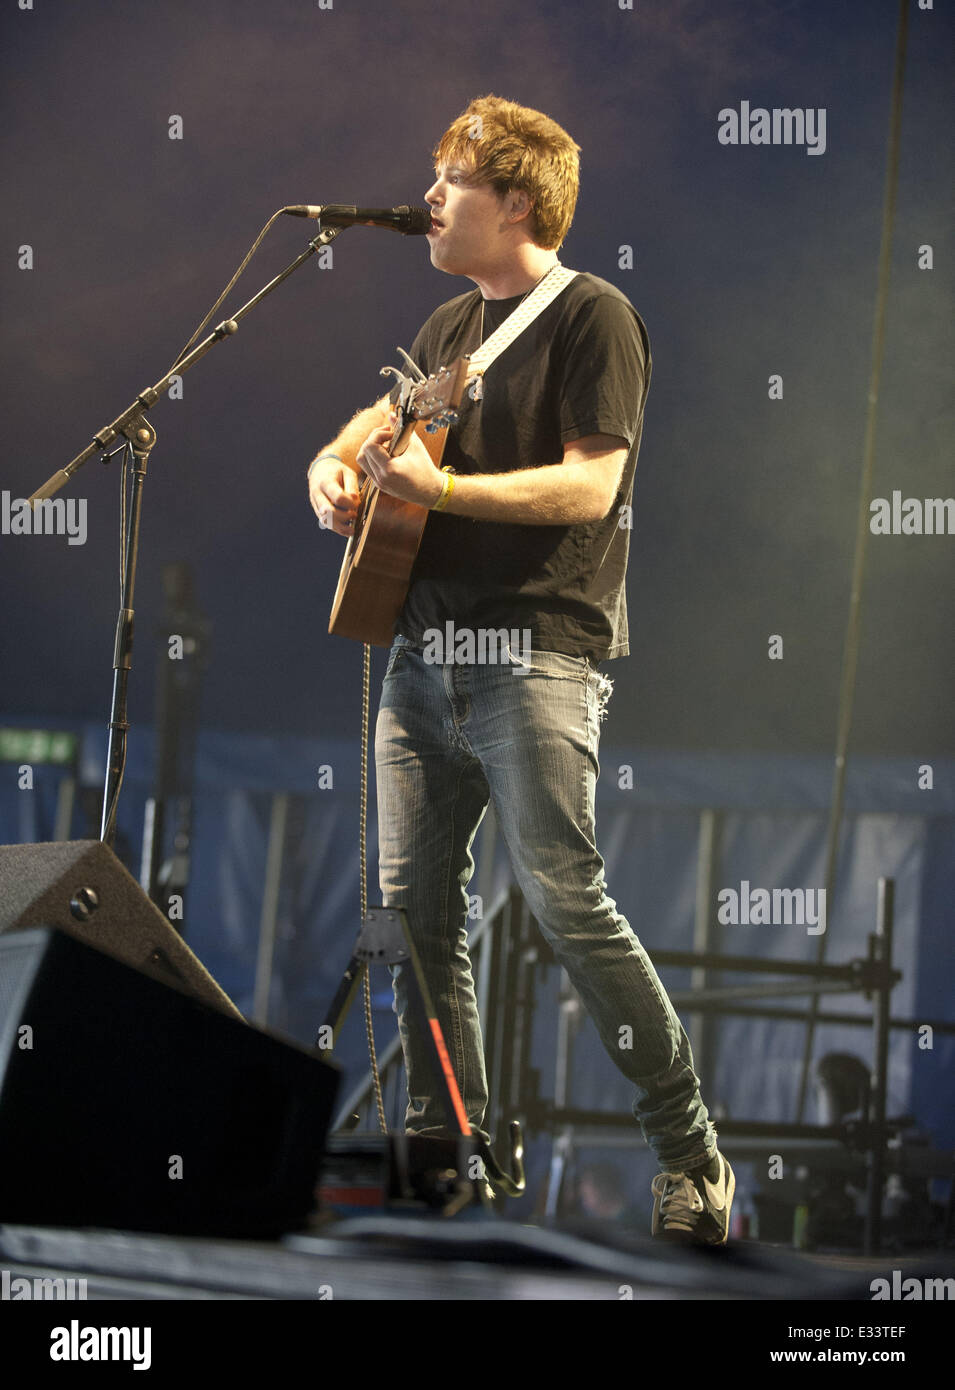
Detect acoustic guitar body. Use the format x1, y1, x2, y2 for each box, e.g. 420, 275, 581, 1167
328, 357, 468, 648
328, 456, 432, 648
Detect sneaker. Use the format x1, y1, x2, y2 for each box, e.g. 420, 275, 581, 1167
651, 1152, 735, 1245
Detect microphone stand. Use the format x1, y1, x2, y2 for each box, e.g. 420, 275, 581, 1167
26, 222, 344, 848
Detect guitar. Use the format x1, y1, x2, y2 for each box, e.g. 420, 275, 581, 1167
328, 354, 469, 647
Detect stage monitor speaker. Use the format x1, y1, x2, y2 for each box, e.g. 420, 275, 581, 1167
0, 927, 340, 1236
0, 840, 241, 1019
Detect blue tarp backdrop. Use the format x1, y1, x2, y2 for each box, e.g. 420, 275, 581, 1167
2, 712, 952, 1185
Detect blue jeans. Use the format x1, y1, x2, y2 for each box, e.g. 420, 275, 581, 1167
374, 634, 717, 1172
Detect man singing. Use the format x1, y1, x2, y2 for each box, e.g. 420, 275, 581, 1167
307, 95, 734, 1244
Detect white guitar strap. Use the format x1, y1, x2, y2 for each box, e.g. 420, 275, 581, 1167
465, 264, 578, 401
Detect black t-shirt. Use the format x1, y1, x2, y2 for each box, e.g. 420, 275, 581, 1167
392, 271, 651, 660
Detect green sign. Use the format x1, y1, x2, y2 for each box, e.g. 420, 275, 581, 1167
0, 728, 78, 766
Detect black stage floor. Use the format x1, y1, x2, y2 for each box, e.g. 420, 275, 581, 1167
5, 1216, 952, 1376
2, 1214, 952, 1302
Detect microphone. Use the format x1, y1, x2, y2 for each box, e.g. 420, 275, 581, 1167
283, 204, 432, 235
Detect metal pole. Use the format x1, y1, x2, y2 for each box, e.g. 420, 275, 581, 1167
53, 774, 76, 842
795, 0, 909, 1122
252, 791, 289, 1027
690, 809, 719, 1089
865, 876, 895, 1255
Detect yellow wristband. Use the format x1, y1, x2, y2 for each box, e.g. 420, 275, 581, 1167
431, 466, 456, 512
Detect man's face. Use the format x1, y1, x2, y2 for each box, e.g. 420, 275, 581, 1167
424, 161, 521, 277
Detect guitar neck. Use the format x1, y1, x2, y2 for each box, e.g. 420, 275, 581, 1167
361, 418, 449, 483
352, 419, 449, 526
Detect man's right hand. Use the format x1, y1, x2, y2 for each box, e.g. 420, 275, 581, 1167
308, 458, 361, 538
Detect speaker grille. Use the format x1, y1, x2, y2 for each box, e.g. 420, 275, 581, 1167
0, 841, 242, 1019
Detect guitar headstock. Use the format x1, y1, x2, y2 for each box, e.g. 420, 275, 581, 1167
379, 356, 469, 456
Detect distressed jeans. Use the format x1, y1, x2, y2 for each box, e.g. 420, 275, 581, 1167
375, 633, 717, 1172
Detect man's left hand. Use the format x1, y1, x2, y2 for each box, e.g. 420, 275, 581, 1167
356, 417, 444, 508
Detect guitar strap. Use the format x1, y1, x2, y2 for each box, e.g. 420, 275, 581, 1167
465, 263, 578, 401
